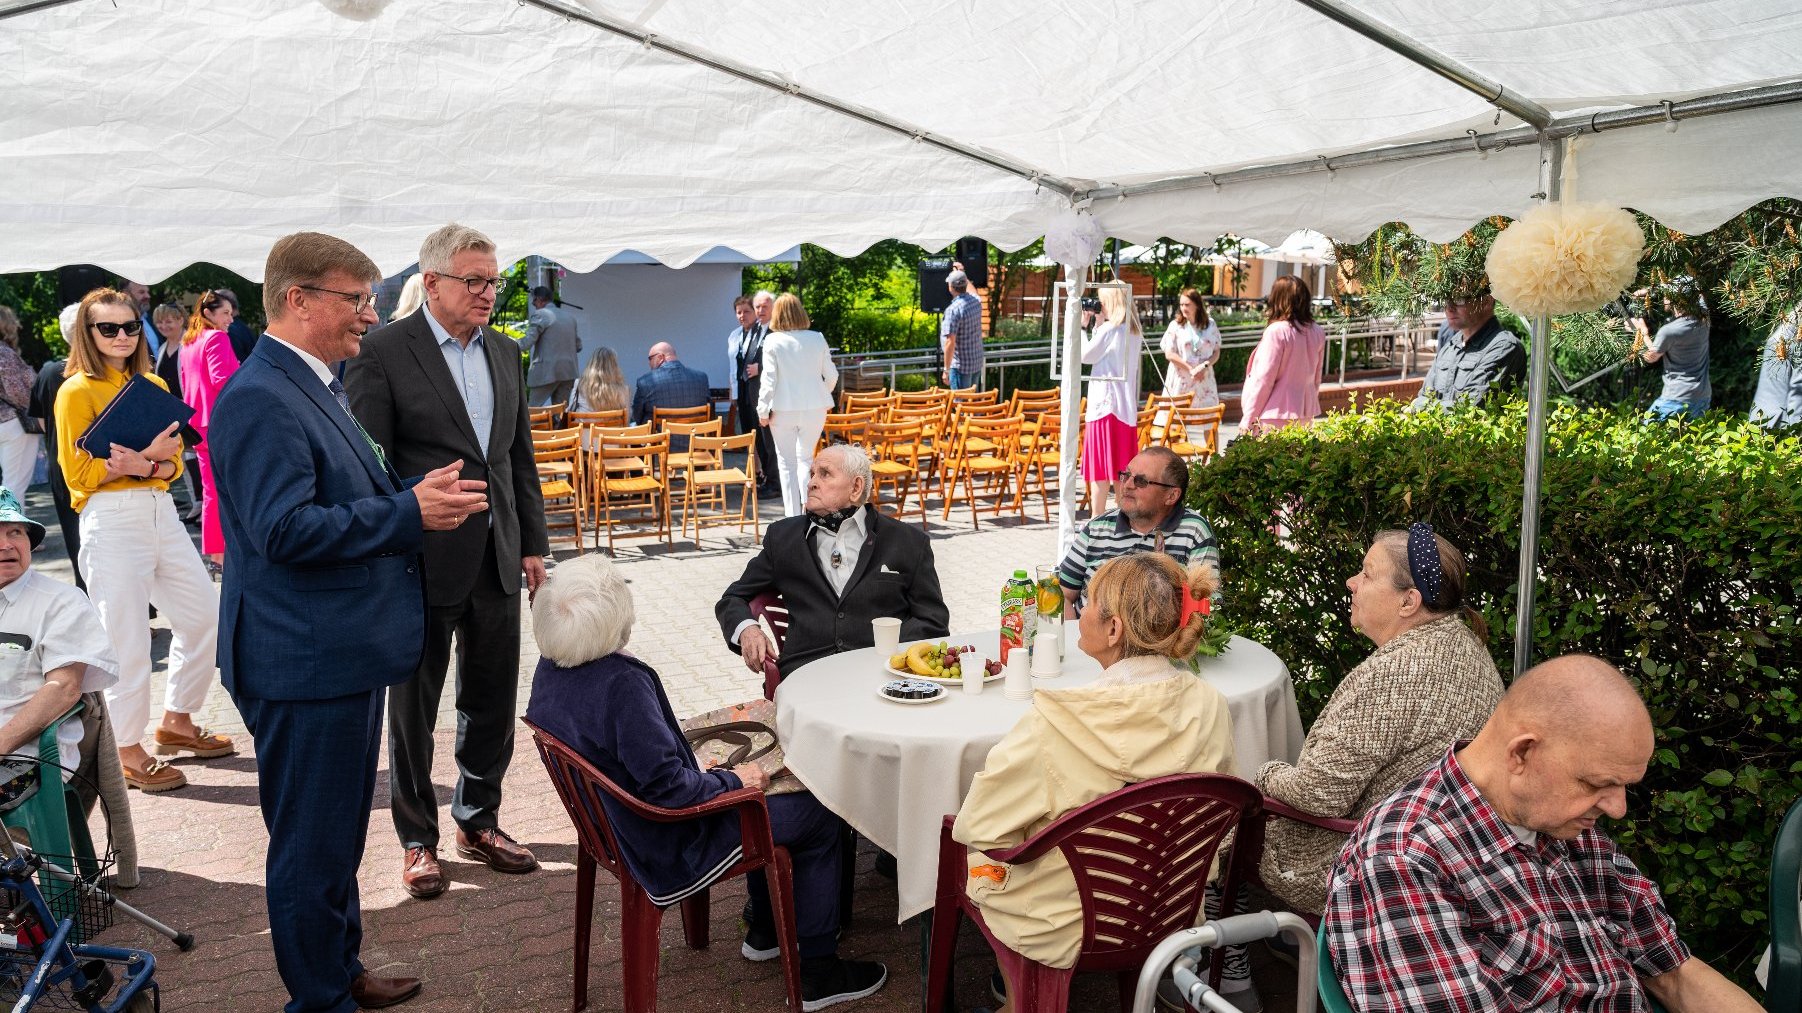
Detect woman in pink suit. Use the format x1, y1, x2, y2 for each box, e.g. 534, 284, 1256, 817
1239, 275, 1327, 435
178, 291, 241, 564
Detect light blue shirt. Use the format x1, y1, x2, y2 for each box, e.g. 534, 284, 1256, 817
422, 306, 494, 456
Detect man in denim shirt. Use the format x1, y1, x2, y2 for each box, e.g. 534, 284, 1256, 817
1410, 292, 1526, 411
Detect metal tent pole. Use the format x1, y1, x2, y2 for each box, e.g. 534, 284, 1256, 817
1512, 137, 1564, 677
1057, 264, 1088, 554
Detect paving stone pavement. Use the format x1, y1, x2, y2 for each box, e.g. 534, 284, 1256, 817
23, 483, 1302, 1012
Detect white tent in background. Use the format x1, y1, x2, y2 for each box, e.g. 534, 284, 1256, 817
4, 0, 1800, 669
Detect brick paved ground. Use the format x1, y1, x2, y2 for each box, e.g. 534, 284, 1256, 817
26, 460, 1310, 1012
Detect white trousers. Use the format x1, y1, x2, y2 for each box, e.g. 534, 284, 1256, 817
768, 408, 827, 517
0, 417, 41, 501
78, 488, 220, 746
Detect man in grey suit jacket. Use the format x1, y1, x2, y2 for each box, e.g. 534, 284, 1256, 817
522, 286, 580, 407
344, 223, 551, 901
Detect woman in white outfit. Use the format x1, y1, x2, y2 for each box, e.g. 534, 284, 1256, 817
0, 308, 43, 501
54, 288, 231, 793
756, 293, 838, 517
1159, 287, 1222, 410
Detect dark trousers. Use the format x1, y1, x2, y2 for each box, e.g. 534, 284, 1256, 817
236, 688, 384, 1013
389, 536, 521, 849
745, 792, 845, 959
736, 377, 777, 488
46, 462, 82, 592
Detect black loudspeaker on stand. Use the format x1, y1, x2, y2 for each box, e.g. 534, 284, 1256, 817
917, 258, 953, 314
58, 265, 114, 307
954, 237, 988, 284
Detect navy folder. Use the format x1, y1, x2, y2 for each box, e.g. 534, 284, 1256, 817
74, 374, 197, 459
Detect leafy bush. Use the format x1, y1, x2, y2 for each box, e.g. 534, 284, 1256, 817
1193, 399, 1800, 980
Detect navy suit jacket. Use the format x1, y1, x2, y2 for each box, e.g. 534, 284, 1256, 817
210, 338, 427, 702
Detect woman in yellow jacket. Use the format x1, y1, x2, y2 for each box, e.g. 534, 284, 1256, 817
953, 552, 1235, 1009
55, 289, 232, 793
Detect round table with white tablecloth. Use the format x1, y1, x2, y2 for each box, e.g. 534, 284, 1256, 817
773, 625, 1304, 922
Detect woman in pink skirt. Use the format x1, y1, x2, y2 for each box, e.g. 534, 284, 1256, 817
1080, 285, 1144, 513
177, 290, 242, 566
1240, 275, 1327, 435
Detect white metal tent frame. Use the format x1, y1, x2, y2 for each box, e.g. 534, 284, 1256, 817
7, 0, 1800, 675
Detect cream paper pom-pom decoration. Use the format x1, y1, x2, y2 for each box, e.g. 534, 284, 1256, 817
1485, 202, 1644, 316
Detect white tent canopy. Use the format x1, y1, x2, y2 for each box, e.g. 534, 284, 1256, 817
3, 0, 1800, 283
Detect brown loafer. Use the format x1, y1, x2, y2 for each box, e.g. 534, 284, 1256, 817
401, 846, 445, 899
350, 971, 422, 1009
153, 726, 237, 759
455, 827, 538, 874
123, 759, 187, 792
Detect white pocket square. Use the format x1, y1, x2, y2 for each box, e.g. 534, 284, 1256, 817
880, 564, 901, 574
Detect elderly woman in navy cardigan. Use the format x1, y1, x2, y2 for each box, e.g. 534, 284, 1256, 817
525, 555, 887, 1011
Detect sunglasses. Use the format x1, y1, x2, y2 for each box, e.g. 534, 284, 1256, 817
1116, 469, 1178, 490
91, 320, 144, 339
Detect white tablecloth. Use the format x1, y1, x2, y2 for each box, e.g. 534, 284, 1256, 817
774, 627, 1304, 922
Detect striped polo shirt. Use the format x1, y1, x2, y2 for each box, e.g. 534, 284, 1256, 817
1057, 507, 1220, 600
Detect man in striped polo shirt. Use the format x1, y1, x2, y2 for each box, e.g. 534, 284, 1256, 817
1056, 446, 1219, 617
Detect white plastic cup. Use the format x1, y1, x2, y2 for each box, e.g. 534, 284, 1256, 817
871, 617, 902, 659
962, 646, 988, 695
1003, 652, 1033, 701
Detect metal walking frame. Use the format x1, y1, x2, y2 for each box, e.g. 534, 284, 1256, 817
1132, 911, 1317, 1013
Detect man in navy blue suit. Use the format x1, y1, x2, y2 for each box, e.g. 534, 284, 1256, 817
209, 232, 489, 1013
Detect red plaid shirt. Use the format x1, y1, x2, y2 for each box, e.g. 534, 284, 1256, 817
1324, 745, 1690, 1012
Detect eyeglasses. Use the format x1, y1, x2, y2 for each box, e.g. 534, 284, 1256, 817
432, 273, 507, 295
90, 320, 144, 339
1116, 469, 1179, 490
298, 285, 378, 314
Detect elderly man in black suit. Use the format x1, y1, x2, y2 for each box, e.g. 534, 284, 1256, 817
344, 222, 550, 901
716, 443, 949, 683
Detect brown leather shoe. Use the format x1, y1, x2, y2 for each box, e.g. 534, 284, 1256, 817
350, 971, 422, 1009
400, 846, 445, 899
455, 827, 538, 874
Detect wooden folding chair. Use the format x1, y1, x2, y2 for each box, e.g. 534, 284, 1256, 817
942, 415, 1022, 529
1008, 387, 1061, 417
869, 419, 928, 529
816, 409, 879, 454
652, 404, 713, 430
532, 429, 584, 553
937, 401, 1013, 491
593, 430, 671, 551
567, 408, 627, 429
1142, 393, 1190, 445
682, 432, 759, 544
529, 405, 562, 431
1013, 410, 1066, 521
579, 421, 651, 529
1163, 403, 1227, 464
842, 390, 896, 418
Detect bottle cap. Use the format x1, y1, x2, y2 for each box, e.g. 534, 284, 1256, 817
1013, 569, 1029, 579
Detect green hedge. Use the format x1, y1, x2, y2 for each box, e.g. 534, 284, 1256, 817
1192, 399, 1801, 981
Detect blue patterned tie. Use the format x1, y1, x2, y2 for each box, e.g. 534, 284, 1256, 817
327, 378, 388, 472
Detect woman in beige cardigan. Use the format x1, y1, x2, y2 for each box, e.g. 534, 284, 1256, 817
953, 552, 1234, 1004
1256, 524, 1506, 915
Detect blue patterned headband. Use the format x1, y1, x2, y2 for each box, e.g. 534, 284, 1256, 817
1407, 522, 1443, 609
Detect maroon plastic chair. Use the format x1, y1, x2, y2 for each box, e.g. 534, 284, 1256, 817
1242, 795, 1357, 928
524, 718, 804, 1012
924, 772, 1263, 1012
748, 591, 789, 700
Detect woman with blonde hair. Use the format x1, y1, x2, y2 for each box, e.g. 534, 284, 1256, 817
389, 273, 427, 322
0, 307, 43, 500
55, 288, 230, 792
178, 290, 242, 564
1238, 275, 1327, 435
756, 292, 838, 516
569, 345, 630, 414
1079, 285, 1144, 512
954, 552, 1234, 1008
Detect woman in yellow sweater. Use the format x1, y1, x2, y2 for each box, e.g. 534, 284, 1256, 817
55, 289, 232, 793
953, 552, 1236, 1010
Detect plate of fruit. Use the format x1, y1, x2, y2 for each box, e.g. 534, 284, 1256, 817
885, 641, 1006, 684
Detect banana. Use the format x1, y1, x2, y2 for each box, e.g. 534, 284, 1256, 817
906, 643, 938, 677
888, 652, 910, 670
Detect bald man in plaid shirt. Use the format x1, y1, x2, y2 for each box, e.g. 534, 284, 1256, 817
1324, 655, 1759, 1013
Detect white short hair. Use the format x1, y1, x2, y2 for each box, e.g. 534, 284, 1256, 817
530, 555, 634, 667
58, 304, 79, 344
821, 442, 873, 503
418, 222, 496, 274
